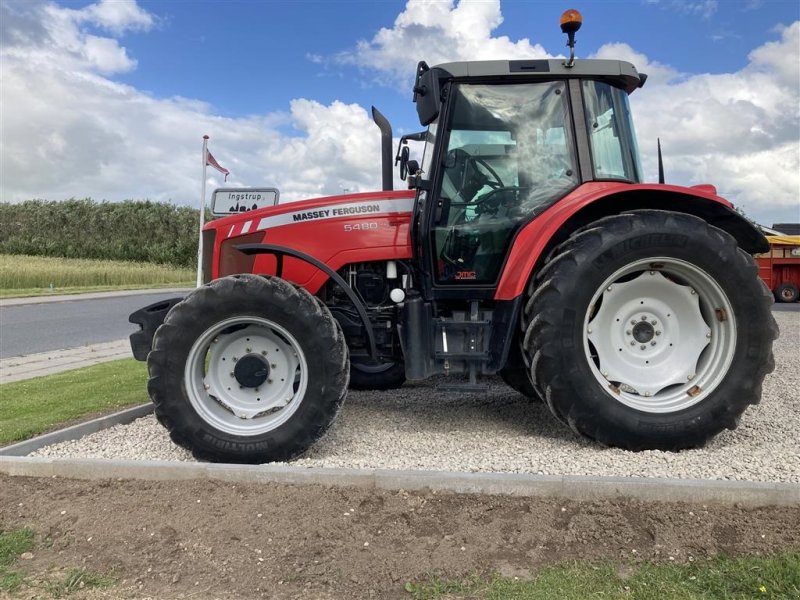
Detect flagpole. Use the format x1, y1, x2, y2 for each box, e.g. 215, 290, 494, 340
197, 135, 209, 288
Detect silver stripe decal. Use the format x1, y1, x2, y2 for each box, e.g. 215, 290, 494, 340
241, 220, 252, 234
256, 198, 414, 232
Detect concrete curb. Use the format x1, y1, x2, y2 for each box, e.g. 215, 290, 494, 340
0, 287, 192, 307
0, 403, 153, 456
0, 339, 133, 384
0, 403, 797, 508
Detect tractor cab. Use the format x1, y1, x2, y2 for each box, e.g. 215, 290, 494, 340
403, 56, 647, 292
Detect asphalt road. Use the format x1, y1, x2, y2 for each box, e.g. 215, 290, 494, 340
0, 291, 188, 359
0, 290, 797, 360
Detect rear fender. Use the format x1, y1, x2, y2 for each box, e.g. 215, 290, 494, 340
495, 182, 769, 301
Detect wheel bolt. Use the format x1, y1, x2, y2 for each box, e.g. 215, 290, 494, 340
587, 328, 592, 334
267, 378, 273, 384
261, 351, 267, 356
641, 315, 647, 321
631, 320, 637, 326
690, 289, 696, 295
271, 363, 277, 368
649, 271, 655, 275
651, 320, 657, 326
232, 356, 238, 362
606, 286, 613, 292
255, 387, 259, 392
203, 383, 210, 390
651, 341, 657, 346
655, 331, 661, 336
706, 332, 712, 338
602, 371, 609, 378
230, 372, 234, 377
246, 347, 252, 353
626, 330, 631, 336
644, 392, 651, 397
640, 345, 646, 350
688, 374, 694, 381
630, 341, 636, 346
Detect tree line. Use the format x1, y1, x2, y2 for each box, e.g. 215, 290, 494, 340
0, 199, 203, 268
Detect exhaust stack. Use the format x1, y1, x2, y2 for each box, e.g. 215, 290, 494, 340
371, 106, 393, 191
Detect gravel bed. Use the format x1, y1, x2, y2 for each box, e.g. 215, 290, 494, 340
31, 311, 800, 483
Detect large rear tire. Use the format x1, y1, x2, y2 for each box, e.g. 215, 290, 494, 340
147, 274, 349, 463
524, 210, 777, 451
349, 360, 406, 390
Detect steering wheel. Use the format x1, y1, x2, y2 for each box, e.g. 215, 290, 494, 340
468, 156, 504, 190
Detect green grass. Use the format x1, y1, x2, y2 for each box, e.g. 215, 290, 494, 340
0, 527, 35, 594
0, 359, 148, 445
0, 528, 117, 597
405, 552, 800, 599
0, 254, 193, 297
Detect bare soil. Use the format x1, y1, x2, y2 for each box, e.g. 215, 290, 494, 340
1, 474, 798, 599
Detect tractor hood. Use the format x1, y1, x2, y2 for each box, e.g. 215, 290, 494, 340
203, 190, 416, 291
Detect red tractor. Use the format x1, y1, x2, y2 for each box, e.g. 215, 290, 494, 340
130, 11, 776, 463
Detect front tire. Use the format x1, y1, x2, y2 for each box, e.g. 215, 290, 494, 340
147, 274, 349, 463
524, 210, 777, 451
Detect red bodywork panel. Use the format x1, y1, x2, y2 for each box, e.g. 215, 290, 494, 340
206, 182, 737, 300
494, 181, 733, 300
206, 191, 415, 294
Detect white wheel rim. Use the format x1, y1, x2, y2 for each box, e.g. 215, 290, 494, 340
185, 316, 308, 435
584, 257, 736, 413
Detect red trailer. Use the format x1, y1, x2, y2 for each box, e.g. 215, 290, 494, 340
756, 236, 800, 302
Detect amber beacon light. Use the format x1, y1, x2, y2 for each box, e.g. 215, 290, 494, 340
560, 9, 583, 67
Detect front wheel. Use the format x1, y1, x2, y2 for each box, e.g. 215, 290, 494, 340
525, 210, 777, 451
147, 275, 349, 463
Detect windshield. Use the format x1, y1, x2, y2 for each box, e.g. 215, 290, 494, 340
582, 80, 643, 182
433, 81, 578, 284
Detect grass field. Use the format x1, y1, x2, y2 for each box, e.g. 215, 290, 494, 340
0, 359, 147, 445
406, 552, 800, 599
0, 254, 193, 297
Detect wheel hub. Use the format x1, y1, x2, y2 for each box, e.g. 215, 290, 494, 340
233, 354, 271, 389
587, 269, 712, 401
632, 320, 655, 343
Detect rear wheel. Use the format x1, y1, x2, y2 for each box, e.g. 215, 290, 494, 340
524, 210, 776, 451
775, 282, 799, 303
147, 274, 349, 463
349, 360, 406, 390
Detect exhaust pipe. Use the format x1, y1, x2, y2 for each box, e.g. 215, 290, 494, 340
371, 106, 393, 191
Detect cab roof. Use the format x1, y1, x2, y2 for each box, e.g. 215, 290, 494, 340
431, 59, 645, 94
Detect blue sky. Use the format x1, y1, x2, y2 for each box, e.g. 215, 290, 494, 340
2, 0, 799, 225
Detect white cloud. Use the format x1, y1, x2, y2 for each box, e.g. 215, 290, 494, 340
593, 22, 799, 222
0, 0, 387, 204
335, 0, 552, 87
0, 0, 797, 228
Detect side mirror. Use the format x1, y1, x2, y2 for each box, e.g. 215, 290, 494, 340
414, 62, 440, 126
399, 146, 410, 180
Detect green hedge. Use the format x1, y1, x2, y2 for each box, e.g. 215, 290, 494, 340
0, 199, 203, 268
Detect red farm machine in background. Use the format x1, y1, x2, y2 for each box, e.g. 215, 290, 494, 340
129, 10, 778, 464
757, 235, 800, 303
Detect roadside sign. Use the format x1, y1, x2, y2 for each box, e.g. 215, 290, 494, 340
211, 188, 279, 216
